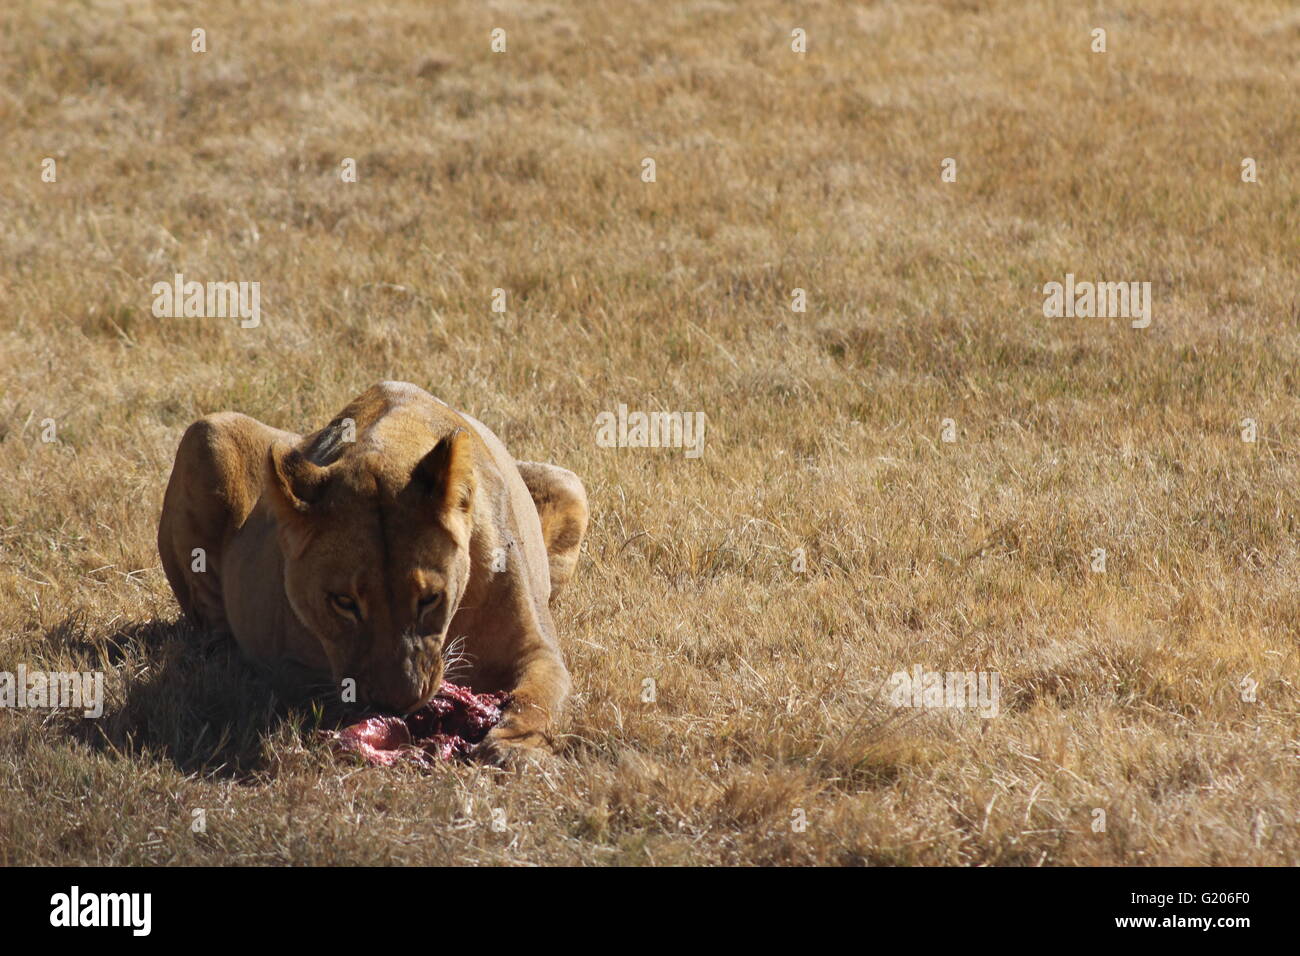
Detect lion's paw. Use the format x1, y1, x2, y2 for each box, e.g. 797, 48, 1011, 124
475, 726, 556, 771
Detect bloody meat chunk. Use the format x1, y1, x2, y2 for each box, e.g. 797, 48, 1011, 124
326, 682, 510, 767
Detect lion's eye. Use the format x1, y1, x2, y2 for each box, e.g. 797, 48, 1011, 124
418, 592, 443, 611
329, 593, 360, 618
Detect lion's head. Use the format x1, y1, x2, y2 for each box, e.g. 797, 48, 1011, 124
263, 425, 477, 713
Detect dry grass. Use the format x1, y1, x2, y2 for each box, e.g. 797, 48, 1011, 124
1, 0, 1298, 865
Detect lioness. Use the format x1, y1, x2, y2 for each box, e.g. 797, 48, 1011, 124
157, 381, 588, 764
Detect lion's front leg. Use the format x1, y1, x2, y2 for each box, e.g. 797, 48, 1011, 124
477, 647, 571, 767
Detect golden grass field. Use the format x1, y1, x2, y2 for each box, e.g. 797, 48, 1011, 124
1, 0, 1297, 866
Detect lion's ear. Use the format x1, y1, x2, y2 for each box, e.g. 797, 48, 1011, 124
265, 442, 332, 518
413, 427, 476, 516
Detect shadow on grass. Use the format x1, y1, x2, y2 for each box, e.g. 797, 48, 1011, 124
42, 612, 347, 779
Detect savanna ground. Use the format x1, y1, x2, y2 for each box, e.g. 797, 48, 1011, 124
0, 0, 1297, 866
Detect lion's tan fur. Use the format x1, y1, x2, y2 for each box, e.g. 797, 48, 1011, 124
157, 381, 587, 761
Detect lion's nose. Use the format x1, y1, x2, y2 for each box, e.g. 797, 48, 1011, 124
405, 668, 444, 714
370, 667, 441, 715
371, 685, 423, 715
365, 669, 421, 713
